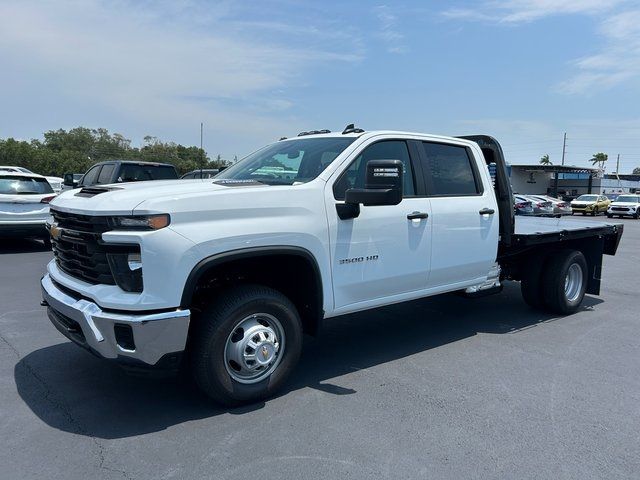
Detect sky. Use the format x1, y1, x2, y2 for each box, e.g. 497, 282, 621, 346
1, 0, 639, 172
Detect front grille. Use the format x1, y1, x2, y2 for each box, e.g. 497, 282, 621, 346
51, 210, 116, 285
612, 207, 629, 211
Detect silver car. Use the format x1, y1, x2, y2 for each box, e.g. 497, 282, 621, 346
528, 195, 572, 217
515, 195, 554, 216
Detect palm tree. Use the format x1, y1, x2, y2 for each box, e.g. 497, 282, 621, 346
590, 152, 608, 170
539, 154, 551, 165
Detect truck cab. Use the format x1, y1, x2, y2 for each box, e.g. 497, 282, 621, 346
41, 127, 623, 406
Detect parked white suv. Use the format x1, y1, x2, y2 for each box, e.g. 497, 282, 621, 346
607, 194, 640, 219
40, 127, 623, 405
0, 172, 56, 244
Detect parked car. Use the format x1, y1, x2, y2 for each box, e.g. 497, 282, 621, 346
528, 195, 572, 217
607, 194, 640, 219
41, 129, 623, 406
519, 195, 554, 216
0, 166, 63, 193
63, 160, 178, 189
570, 194, 611, 216
0, 172, 55, 245
513, 195, 534, 215
180, 169, 220, 179
604, 193, 620, 201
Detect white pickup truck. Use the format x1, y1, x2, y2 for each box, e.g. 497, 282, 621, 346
41, 126, 623, 405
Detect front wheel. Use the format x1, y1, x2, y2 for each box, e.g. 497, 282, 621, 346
190, 284, 303, 406
591, 207, 598, 216
634, 209, 640, 219
542, 250, 587, 314
606, 213, 613, 218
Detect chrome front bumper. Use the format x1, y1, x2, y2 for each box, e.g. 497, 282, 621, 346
41, 273, 190, 367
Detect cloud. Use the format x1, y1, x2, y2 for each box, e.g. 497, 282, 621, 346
442, 1, 640, 94
442, 0, 626, 24
0, 0, 363, 151
373, 5, 406, 53
557, 9, 640, 94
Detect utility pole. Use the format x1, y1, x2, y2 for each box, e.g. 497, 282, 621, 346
561, 132, 567, 166
616, 154, 620, 174
200, 122, 204, 178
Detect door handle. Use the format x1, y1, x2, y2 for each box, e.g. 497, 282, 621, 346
479, 208, 495, 215
407, 211, 428, 220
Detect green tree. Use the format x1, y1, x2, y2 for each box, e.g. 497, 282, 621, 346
539, 154, 551, 165
633, 167, 640, 175
590, 152, 608, 170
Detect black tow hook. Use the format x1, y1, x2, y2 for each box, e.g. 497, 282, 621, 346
40, 300, 49, 307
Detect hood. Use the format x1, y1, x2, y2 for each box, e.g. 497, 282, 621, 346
611, 201, 640, 206
49, 179, 269, 215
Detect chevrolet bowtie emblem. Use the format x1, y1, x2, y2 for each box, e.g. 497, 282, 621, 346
261, 346, 269, 359
49, 224, 63, 241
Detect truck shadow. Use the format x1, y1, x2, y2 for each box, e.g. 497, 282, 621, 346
0, 238, 51, 254
14, 282, 603, 439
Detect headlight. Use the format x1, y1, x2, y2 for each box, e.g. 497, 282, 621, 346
108, 214, 170, 230
107, 248, 143, 292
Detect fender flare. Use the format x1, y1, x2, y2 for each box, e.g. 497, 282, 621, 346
179, 246, 324, 315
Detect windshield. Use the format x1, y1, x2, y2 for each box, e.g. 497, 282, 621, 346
576, 195, 597, 201
616, 195, 639, 203
0, 176, 54, 194
215, 137, 357, 185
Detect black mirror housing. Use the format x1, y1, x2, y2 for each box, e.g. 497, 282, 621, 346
345, 159, 403, 206
63, 173, 75, 186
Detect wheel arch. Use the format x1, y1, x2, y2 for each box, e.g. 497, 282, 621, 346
181, 246, 325, 335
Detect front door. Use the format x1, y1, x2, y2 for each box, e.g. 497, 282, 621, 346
325, 139, 432, 313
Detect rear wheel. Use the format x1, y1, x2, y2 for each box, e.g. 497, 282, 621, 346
541, 250, 587, 315
190, 284, 303, 406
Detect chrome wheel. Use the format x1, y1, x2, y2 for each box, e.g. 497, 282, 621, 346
564, 263, 583, 303
224, 313, 285, 384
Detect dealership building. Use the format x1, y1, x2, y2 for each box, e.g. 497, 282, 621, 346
509, 164, 640, 198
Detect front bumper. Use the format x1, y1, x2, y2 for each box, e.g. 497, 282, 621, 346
41, 273, 190, 368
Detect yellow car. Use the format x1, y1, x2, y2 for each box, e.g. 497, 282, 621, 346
570, 194, 611, 216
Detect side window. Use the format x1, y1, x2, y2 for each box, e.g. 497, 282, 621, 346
80, 166, 101, 186
96, 164, 115, 184
421, 142, 481, 196
333, 140, 415, 200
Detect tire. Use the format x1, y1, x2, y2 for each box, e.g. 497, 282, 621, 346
190, 284, 303, 406
591, 207, 597, 216
606, 213, 613, 218
582, 212, 586, 216
520, 255, 547, 310
634, 209, 640, 220
541, 250, 587, 315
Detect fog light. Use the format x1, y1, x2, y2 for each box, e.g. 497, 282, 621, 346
127, 253, 142, 271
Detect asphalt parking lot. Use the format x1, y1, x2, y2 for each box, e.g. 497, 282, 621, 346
1, 215, 639, 480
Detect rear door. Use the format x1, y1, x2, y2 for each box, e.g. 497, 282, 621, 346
416, 140, 499, 289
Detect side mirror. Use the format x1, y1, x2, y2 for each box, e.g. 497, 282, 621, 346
337, 159, 403, 219
63, 173, 78, 188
